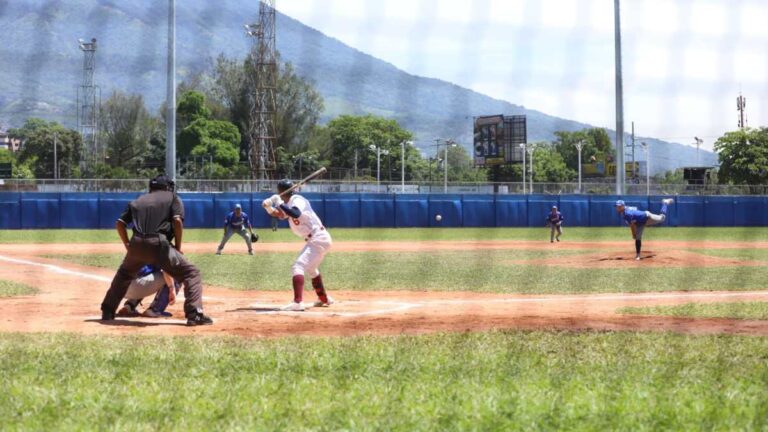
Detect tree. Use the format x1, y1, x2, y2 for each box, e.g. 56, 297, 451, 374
714, 127, 768, 185
553, 128, 613, 173
177, 90, 211, 129
207, 54, 325, 163
325, 115, 415, 179
531, 144, 576, 182
99, 91, 159, 170
12, 119, 82, 178
0, 148, 34, 178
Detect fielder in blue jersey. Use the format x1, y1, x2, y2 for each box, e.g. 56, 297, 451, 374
545, 205, 563, 242
216, 203, 257, 255
117, 264, 181, 317
615, 198, 674, 260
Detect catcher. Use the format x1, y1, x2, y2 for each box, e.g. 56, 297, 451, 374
546, 205, 563, 242
262, 179, 334, 311
117, 264, 182, 318
216, 203, 258, 255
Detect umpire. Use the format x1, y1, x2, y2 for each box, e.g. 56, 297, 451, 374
100, 175, 213, 326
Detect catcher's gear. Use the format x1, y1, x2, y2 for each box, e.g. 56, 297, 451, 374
250, 233, 259, 243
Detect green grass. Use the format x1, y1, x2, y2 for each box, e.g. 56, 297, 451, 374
46, 250, 768, 294
1, 227, 766, 244
0, 280, 38, 297
2, 331, 768, 430
696, 248, 768, 262
620, 302, 768, 320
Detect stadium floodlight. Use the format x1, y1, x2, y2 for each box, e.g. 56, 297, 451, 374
575, 140, 584, 193
369, 144, 387, 192
520, 143, 526, 194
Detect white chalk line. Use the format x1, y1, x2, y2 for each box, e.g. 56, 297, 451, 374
3, 254, 768, 318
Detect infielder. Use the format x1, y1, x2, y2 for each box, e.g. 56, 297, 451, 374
216, 203, 257, 255
616, 198, 674, 260
262, 179, 334, 311
546, 205, 563, 242
117, 264, 182, 317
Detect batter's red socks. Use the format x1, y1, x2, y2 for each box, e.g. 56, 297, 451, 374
312, 275, 329, 303
292, 275, 304, 303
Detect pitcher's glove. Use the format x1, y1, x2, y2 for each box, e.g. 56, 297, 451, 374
250, 233, 259, 242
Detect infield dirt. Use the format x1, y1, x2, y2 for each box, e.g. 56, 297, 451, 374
1, 240, 767, 337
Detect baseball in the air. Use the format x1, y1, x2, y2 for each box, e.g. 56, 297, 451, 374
435, 214, 442, 222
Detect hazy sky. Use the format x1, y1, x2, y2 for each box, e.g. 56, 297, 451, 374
276, 0, 768, 151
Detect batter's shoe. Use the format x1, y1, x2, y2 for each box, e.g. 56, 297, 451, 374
313, 296, 335, 308
186, 312, 213, 326
281, 302, 305, 311
662, 198, 674, 206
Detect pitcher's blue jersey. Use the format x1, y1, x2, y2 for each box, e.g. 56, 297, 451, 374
622, 207, 648, 225
224, 211, 251, 229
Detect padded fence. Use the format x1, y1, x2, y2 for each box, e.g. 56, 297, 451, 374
0, 193, 766, 229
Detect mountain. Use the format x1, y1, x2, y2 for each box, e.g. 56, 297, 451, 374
0, 0, 717, 174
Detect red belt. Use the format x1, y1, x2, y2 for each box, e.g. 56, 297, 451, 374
305, 226, 325, 241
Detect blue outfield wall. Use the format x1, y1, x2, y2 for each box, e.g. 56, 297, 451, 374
1, 192, 767, 229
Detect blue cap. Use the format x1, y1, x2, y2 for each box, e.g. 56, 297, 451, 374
615, 200, 625, 207
234, 203, 242, 209
551, 205, 557, 209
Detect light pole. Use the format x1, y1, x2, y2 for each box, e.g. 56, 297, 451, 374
369, 144, 389, 193
442, 139, 457, 193
575, 140, 584, 193
400, 140, 412, 193
165, 0, 176, 181
641, 141, 650, 196
527, 144, 536, 194
53, 132, 58, 180
694, 136, 703, 166
520, 143, 526, 194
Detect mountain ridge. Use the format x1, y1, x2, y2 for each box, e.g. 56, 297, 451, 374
0, 0, 718, 173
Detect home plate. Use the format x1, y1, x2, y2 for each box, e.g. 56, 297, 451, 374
86, 316, 190, 325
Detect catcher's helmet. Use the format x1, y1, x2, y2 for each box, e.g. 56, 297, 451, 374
277, 179, 294, 193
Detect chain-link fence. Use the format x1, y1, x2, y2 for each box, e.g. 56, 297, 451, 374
1, 178, 767, 196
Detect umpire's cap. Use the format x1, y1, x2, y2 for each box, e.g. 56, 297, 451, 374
149, 175, 172, 191
277, 179, 294, 193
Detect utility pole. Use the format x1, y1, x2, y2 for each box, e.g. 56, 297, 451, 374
613, 0, 625, 194
641, 142, 649, 196
53, 132, 58, 180
575, 140, 583, 193
165, 0, 176, 180
520, 143, 526, 194
694, 136, 703, 166
631, 121, 635, 180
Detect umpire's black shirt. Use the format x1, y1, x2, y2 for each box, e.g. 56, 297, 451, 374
118, 190, 184, 236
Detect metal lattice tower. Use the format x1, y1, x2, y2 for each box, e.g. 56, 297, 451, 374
245, 1, 277, 180
77, 38, 99, 165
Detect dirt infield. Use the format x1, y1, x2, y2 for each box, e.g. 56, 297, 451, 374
1, 240, 767, 337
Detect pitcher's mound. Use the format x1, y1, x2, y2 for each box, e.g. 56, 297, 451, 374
518, 250, 762, 269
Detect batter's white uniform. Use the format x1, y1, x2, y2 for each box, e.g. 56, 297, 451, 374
284, 194, 332, 278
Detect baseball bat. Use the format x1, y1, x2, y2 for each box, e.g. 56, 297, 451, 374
280, 167, 327, 196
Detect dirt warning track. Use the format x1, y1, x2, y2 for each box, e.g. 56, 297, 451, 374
0, 240, 766, 338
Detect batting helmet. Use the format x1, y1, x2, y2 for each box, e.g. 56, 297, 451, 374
277, 179, 294, 194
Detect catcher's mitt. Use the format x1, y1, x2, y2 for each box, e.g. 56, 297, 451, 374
250, 233, 259, 243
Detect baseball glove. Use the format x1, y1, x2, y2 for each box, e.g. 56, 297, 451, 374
250, 233, 259, 243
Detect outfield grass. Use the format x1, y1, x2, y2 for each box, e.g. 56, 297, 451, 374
1, 331, 767, 430
47, 249, 768, 294
697, 248, 768, 262
0, 280, 38, 297
620, 302, 768, 320
1, 226, 766, 244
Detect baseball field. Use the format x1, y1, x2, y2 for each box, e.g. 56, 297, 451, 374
2, 227, 768, 430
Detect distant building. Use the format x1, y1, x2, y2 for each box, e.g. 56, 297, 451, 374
0, 130, 21, 152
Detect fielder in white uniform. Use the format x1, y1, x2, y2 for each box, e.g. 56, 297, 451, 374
262, 179, 334, 311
